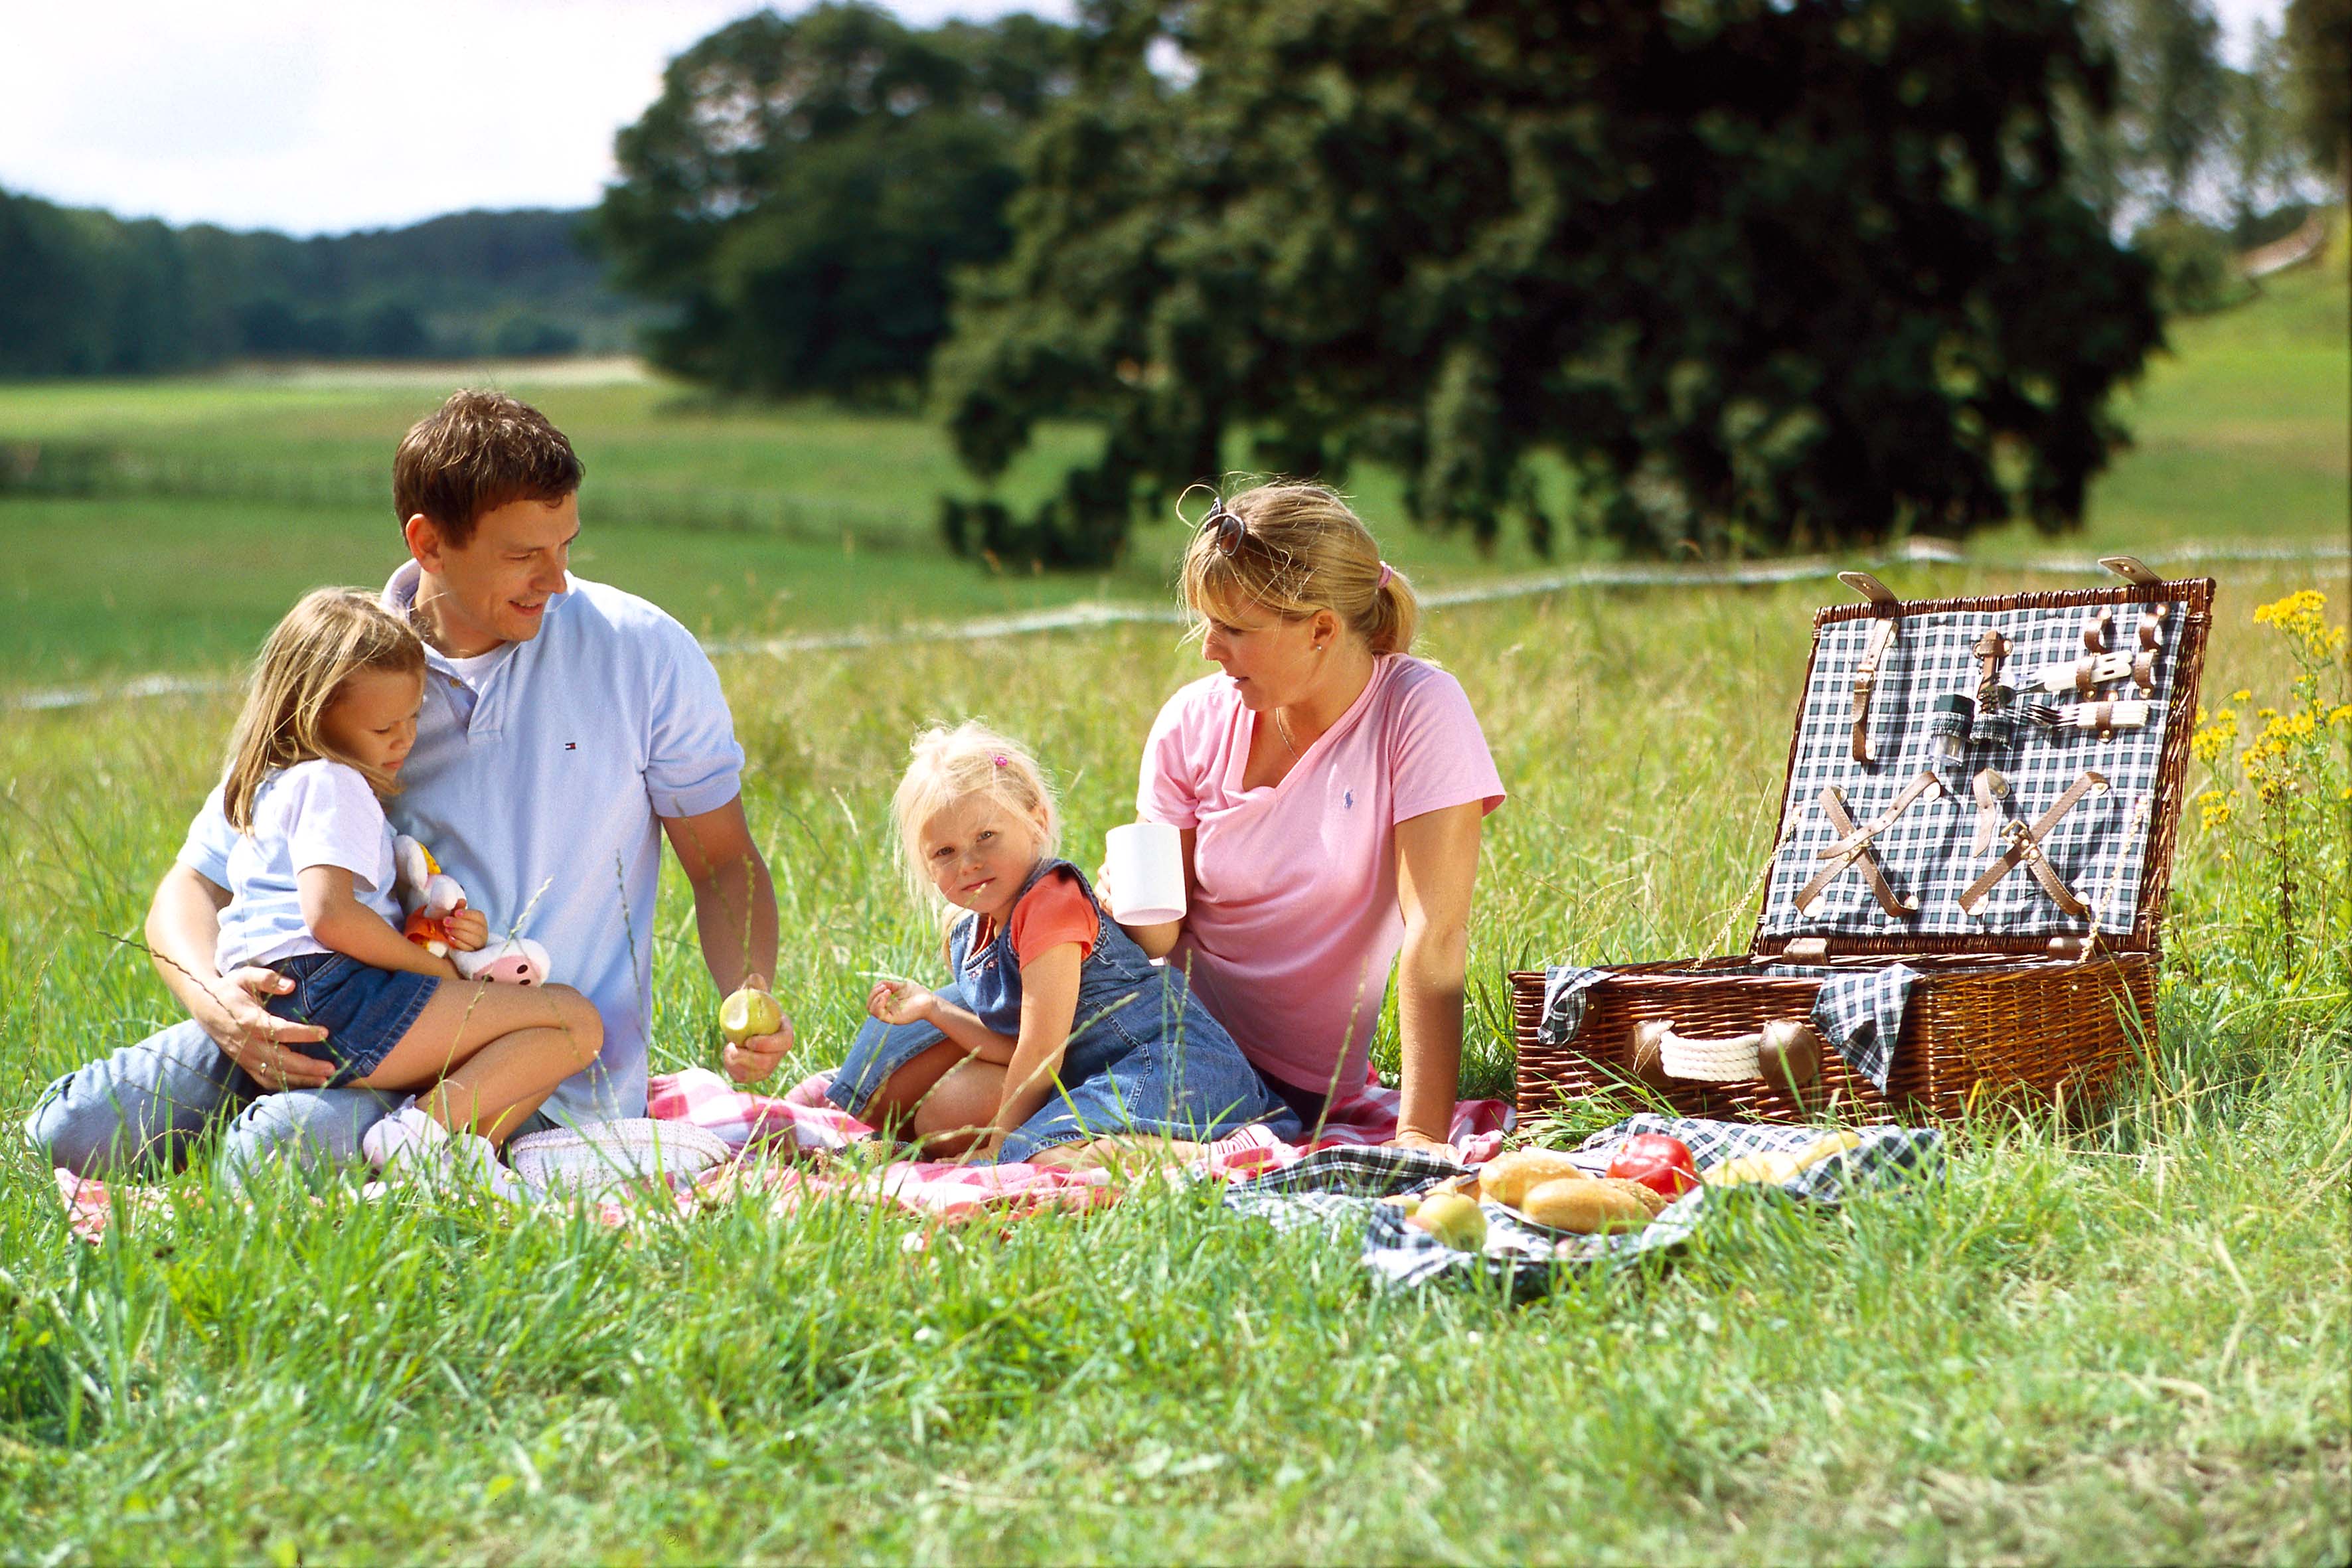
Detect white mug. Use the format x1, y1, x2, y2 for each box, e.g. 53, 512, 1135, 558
1103, 821, 1186, 925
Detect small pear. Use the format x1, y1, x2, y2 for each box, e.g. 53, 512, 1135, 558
720, 986, 783, 1046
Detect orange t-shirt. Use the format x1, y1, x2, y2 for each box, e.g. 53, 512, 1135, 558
971, 868, 1101, 969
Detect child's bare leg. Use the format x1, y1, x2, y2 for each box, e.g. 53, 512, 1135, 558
354, 982, 602, 1145
858, 1041, 975, 1134
907, 1058, 1006, 1157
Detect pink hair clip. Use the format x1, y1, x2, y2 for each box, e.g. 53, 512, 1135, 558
992, 754, 1010, 767
1375, 560, 1394, 590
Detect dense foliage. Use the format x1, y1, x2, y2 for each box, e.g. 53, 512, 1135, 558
595, 3, 1073, 398
2286, 0, 2351, 179
934, 0, 2167, 566
0, 193, 638, 376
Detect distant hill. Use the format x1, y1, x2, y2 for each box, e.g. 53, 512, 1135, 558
0, 187, 655, 376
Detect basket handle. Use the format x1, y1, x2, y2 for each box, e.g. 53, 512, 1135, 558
1636, 1019, 1763, 1082
1633, 1018, 1826, 1090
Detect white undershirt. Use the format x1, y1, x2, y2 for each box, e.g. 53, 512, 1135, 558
441, 643, 517, 689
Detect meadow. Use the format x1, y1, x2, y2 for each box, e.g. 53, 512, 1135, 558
0, 238, 2346, 1562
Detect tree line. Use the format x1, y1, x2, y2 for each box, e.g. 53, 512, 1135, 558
598, 0, 2347, 560
0, 198, 644, 376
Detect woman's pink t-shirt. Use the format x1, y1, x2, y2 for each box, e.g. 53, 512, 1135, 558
1137, 654, 1506, 1096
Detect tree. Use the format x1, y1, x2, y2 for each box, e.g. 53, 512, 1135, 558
2114, 0, 2229, 211
2285, 0, 2351, 184
2226, 21, 2308, 230
596, 2, 1073, 398
936, 0, 2164, 564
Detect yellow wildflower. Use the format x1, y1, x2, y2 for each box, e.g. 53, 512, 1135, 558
2329, 705, 2352, 728
2231, 689, 2252, 702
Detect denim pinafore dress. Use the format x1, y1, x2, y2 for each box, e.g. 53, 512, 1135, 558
825, 859, 1300, 1162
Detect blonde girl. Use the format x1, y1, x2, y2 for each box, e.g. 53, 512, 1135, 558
821, 722, 1297, 1163
214, 588, 601, 1188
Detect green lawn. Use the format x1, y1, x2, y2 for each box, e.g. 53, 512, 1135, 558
3, 555, 2345, 1562
0, 235, 2346, 1563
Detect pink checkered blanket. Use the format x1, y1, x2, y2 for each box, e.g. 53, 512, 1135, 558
52, 1067, 1511, 1242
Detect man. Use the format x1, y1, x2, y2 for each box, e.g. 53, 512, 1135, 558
29, 390, 796, 1181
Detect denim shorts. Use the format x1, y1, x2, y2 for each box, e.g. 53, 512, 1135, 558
264, 952, 440, 1085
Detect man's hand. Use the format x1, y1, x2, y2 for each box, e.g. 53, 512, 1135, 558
193, 967, 333, 1090
719, 973, 797, 1085
443, 907, 489, 953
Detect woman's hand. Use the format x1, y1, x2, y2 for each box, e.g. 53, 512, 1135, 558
441, 907, 489, 953
867, 977, 935, 1027
1387, 1129, 1463, 1162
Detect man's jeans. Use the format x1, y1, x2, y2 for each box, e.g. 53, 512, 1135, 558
25, 1019, 402, 1187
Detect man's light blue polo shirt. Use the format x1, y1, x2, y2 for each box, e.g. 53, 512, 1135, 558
181, 563, 744, 1125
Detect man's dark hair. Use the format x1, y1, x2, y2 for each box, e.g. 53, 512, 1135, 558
393, 389, 584, 546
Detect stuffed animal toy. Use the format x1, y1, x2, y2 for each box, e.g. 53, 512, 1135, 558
392, 834, 553, 986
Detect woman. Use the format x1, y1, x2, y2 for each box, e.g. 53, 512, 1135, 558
1112, 481, 1505, 1150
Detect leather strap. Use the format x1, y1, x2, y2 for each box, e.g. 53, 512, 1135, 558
1850, 615, 1898, 764
1798, 769, 1944, 917
2138, 603, 2168, 651
1958, 771, 2110, 917
2035, 648, 2140, 694
1970, 769, 2010, 855
2081, 609, 2112, 652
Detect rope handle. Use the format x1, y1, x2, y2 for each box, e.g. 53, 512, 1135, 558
1634, 1018, 1824, 1088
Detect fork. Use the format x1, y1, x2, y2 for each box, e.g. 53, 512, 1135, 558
2027, 700, 2150, 732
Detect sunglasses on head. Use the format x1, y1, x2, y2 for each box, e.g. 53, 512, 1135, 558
1200, 500, 1248, 556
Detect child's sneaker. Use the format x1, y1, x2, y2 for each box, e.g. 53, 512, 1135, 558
364, 1103, 524, 1203
362, 1101, 445, 1170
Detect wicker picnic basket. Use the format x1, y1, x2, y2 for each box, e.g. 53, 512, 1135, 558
1510, 557, 2215, 1125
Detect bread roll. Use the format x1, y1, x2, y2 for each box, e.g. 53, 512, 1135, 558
1476, 1148, 1589, 1208
1520, 1177, 1651, 1233
1593, 1176, 1672, 1217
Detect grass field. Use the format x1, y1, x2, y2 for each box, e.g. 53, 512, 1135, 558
1, 239, 2347, 1562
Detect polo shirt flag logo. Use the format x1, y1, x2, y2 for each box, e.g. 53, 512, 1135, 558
564, 742, 576, 750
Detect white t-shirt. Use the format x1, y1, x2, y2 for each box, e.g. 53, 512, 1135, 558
213, 760, 403, 974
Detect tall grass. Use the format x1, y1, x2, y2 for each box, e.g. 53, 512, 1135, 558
3, 558, 2344, 1562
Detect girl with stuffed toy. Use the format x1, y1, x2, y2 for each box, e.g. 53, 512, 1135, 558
819, 721, 1298, 1164
213, 587, 602, 1192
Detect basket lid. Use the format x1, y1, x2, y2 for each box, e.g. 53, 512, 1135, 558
1749, 558, 2214, 958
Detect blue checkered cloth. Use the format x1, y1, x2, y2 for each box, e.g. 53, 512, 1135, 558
1223, 1118, 1944, 1296
1537, 965, 1612, 1047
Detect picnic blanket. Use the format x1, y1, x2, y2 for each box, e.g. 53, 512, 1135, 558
1225, 1114, 1945, 1298
50, 1066, 1512, 1243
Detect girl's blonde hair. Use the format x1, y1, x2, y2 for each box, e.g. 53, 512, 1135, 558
1178, 480, 1420, 655
222, 588, 428, 830
890, 721, 1060, 907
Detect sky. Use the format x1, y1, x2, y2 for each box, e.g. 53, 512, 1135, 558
0, 0, 2292, 237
